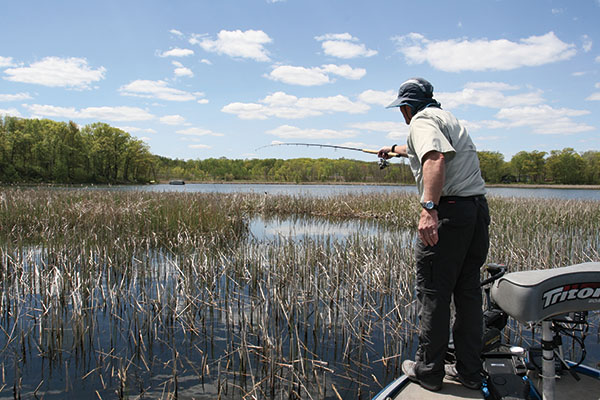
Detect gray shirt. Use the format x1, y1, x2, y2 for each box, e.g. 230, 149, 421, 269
406, 107, 486, 201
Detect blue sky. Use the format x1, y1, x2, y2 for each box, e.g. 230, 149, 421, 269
1, 0, 599, 162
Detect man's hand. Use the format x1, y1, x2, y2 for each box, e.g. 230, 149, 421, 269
418, 209, 439, 246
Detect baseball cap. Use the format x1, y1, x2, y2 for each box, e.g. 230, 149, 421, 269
386, 78, 435, 108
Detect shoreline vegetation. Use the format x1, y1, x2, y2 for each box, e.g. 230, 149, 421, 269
2, 116, 600, 187
0, 188, 598, 399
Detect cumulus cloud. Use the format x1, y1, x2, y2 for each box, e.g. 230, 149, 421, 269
117, 126, 157, 135
0, 92, 31, 102
176, 127, 224, 137
436, 82, 545, 109
392, 32, 576, 72
172, 61, 193, 77
266, 64, 365, 86
119, 80, 200, 101
159, 48, 195, 57
4, 57, 105, 89
490, 105, 593, 134
160, 114, 188, 125
266, 125, 357, 139
190, 29, 272, 62
358, 89, 397, 107
348, 121, 408, 140
315, 33, 377, 59
222, 91, 370, 120
0, 56, 15, 67
24, 104, 154, 122
0, 108, 21, 117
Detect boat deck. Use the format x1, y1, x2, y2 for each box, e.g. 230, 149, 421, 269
391, 377, 481, 399
385, 367, 600, 400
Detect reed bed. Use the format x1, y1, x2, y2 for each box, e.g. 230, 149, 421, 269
0, 188, 598, 399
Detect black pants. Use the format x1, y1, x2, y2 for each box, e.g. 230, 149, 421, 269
413, 195, 490, 386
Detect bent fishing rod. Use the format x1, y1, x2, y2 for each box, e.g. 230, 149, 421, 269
255, 142, 401, 169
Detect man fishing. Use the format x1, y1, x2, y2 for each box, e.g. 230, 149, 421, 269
378, 78, 490, 392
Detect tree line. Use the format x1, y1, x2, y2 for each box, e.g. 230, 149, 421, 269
1, 116, 599, 185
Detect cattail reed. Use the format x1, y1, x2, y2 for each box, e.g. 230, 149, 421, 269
0, 188, 597, 399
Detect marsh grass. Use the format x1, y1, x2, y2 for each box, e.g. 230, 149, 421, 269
0, 188, 598, 399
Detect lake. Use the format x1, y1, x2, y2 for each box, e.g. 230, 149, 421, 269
94, 182, 600, 200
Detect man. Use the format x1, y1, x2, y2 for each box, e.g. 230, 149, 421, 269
378, 78, 490, 392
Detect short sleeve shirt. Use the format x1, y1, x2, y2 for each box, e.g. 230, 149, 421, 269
406, 107, 486, 201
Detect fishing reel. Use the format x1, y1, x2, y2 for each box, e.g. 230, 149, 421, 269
378, 158, 390, 169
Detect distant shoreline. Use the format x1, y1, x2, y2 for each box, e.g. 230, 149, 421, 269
3, 181, 600, 191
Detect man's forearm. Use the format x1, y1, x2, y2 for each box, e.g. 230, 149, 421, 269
422, 151, 445, 203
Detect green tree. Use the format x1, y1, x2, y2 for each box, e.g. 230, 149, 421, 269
477, 151, 507, 183
581, 151, 600, 185
509, 151, 546, 183
545, 148, 586, 184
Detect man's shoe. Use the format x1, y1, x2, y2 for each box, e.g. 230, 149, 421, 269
402, 360, 442, 392
444, 364, 482, 390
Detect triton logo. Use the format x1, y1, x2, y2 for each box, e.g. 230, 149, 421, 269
542, 283, 600, 308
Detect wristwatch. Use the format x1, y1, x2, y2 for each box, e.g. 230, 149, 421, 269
421, 200, 438, 211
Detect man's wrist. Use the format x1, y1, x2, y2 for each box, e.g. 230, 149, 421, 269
420, 200, 438, 211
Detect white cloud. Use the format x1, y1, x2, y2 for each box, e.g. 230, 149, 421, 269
0, 92, 31, 102
24, 104, 154, 122
349, 121, 408, 140
172, 61, 193, 77
266, 125, 357, 139
436, 82, 545, 109
4, 57, 106, 89
189, 144, 212, 149
0, 108, 21, 117
586, 92, 600, 101
119, 80, 198, 101
190, 29, 272, 62
266, 64, 365, 86
170, 29, 184, 37
582, 35, 593, 52
595, 55, 600, 63
160, 114, 187, 125
320, 64, 366, 80
358, 89, 397, 107
159, 48, 195, 57
315, 33, 377, 59
176, 127, 224, 137
392, 32, 576, 72
200, 59, 212, 65
117, 126, 157, 134
222, 91, 370, 120
0, 56, 15, 67
493, 105, 594, 134
267, 66, 330, 86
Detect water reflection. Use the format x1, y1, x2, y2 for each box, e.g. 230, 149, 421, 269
249, 214, 413, 244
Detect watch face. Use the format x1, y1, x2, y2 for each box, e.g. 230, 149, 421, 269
425, 201, 434, 209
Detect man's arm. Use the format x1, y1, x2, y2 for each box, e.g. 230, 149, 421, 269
378, 144, 408, 158
419, 151, 445, 246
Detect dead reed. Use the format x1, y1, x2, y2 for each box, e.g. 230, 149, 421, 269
0, 188, 597, 399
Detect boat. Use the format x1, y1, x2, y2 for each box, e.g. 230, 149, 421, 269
372, 262, 600, 400
169, 179, 185, 185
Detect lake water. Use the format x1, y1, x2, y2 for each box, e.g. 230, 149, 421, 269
100, 183, 600, 200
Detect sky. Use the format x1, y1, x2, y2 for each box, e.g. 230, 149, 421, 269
1, 0, 599, 162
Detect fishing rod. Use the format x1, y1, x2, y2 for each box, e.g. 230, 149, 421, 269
255, 142, 401, 169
